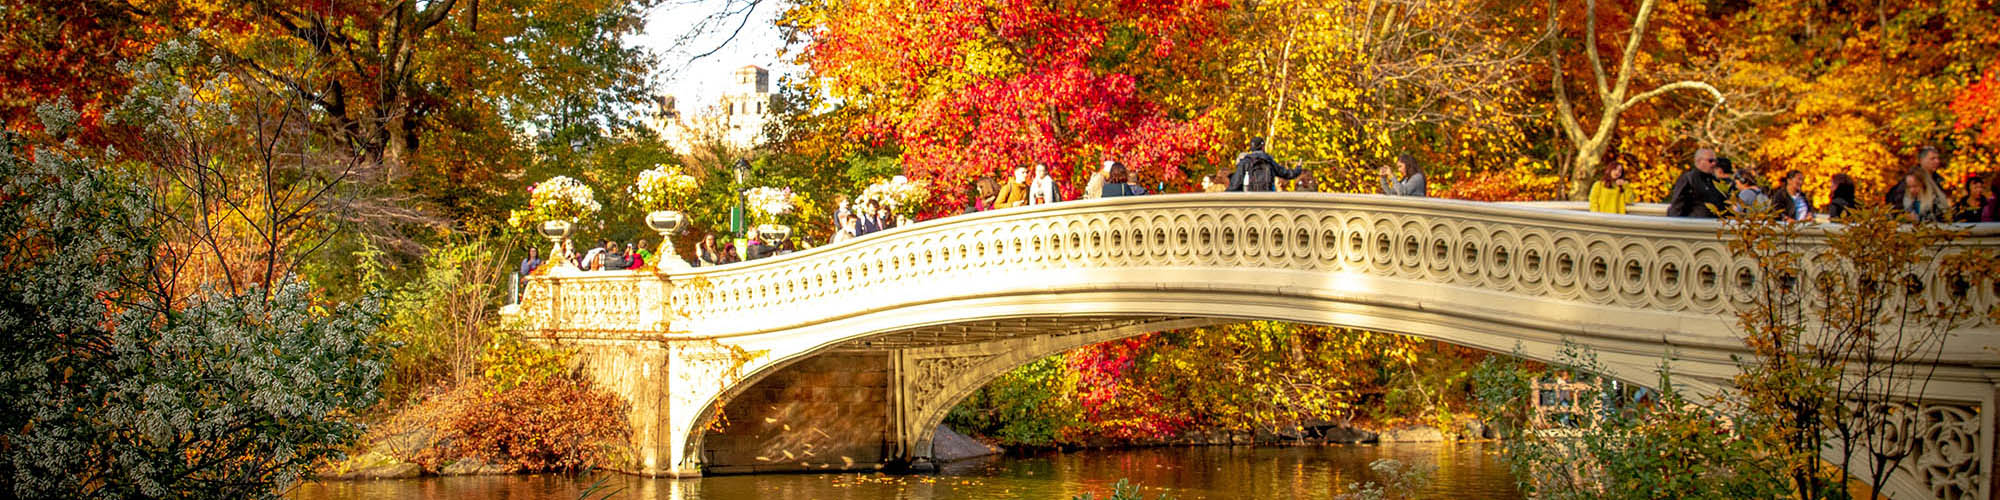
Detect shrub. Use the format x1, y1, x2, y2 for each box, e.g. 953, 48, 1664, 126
1471, 346, 1788, 500
419, 376, 630, 472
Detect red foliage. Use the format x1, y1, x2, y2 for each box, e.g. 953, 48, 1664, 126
1065, 335, 1189, 439
1954, 59, 2000, 149
0, 1, 157, 143
800, 0, 1228, 209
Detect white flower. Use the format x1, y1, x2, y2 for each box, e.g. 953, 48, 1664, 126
859, 176, 931, 217
528, 176, 600, 222
744, 186, 796, 220
632, 165, 699, 212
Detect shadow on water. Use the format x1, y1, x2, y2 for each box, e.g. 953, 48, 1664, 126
289, 442, 1522, 499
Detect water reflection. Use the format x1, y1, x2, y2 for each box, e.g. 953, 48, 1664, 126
291, 442, 1521, 499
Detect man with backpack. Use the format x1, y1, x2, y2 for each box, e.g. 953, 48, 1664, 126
1226, 137, 1305, 192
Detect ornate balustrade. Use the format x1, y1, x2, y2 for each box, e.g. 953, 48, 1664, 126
662, 193, 1998, 340
515, 269, 670, 340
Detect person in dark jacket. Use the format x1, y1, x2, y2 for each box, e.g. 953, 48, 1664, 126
1887, 145, 1947, 208
1825, 173, 1859, 220
1665, 148, 1728, 218
1100, 162, 1148, 197
1226, 137, 1304, 192
1773, 170, 1814, 222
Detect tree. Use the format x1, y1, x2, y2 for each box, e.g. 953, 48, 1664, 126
781, 0, 1227, 204
1548, 0, 1722, 198
0, 106, 389, 499
1208, 0, 1546, 194
1724, 206, 2000, 500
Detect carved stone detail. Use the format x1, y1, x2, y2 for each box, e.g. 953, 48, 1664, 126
1863, 402, 1984, 500
908, 354, 997, 408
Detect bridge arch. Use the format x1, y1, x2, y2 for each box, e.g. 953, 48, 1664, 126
513, 193, 2000, 499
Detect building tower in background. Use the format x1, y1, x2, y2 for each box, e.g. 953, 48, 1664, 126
719, 65, 774, 149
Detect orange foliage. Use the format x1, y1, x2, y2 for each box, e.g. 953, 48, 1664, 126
1436, 162, 1568, 202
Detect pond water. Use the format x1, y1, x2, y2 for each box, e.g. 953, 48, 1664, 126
290, 442, 1522, 499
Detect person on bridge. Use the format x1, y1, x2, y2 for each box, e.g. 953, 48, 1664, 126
519, 247, 543, 278
1902, 172, 1949, 223
625, 242, 646, 270
1976, 172, 2000, 222
697, 234, 721, 267
1665, 148, 1729, 218
1775, 171, 1815, 222
995, 167, 1030, 208
1825, 174, 1860, 220
1589, 161, 1634, 214
1083, 161, 1112, 199
1227, 137, 1304, 192
1028, 163, 1060, 205
857, 200, 882, 235
832, 213, 859, 243
581, 240, 609, 271
1887, 145, 1948, 209
1201, 171, 1227, 192
1379, 154, 1426, 197
1099, 162, 1148, 198
1732, 172, 1773, 216
875, 203, 896, 231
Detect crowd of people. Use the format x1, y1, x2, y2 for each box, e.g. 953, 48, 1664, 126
1649, 145, 1997, 223
951, 136, 1423, 214
518, 238, 654, 275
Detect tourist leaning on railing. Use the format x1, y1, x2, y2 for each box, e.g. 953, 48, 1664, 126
625, 242, 645, 270
1901, 172, 1950, 223
1665, 148, 1726, 218
1774, 171, 1814, 222
1099, 162, 1148, 198
995, 166, 1030, 208
1975, 172, 2000, 223
832, 214, 859, 243
1378, 154, 1426, 197
1028, 163, 1059, 205
696, 234, 720, 267
1588, 162, 1634, 214
1083, 161, 1111, 199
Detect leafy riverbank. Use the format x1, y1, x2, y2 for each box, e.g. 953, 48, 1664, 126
946, 323, 1493, 450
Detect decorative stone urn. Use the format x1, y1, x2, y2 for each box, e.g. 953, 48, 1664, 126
756, 224, 792, 246
539, 220, 573, 273
646, 210, 691, 271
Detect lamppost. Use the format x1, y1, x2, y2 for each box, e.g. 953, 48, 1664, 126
731, 158, 751, 256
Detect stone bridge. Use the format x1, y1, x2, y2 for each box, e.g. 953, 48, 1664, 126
507, 193, 2000, 500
